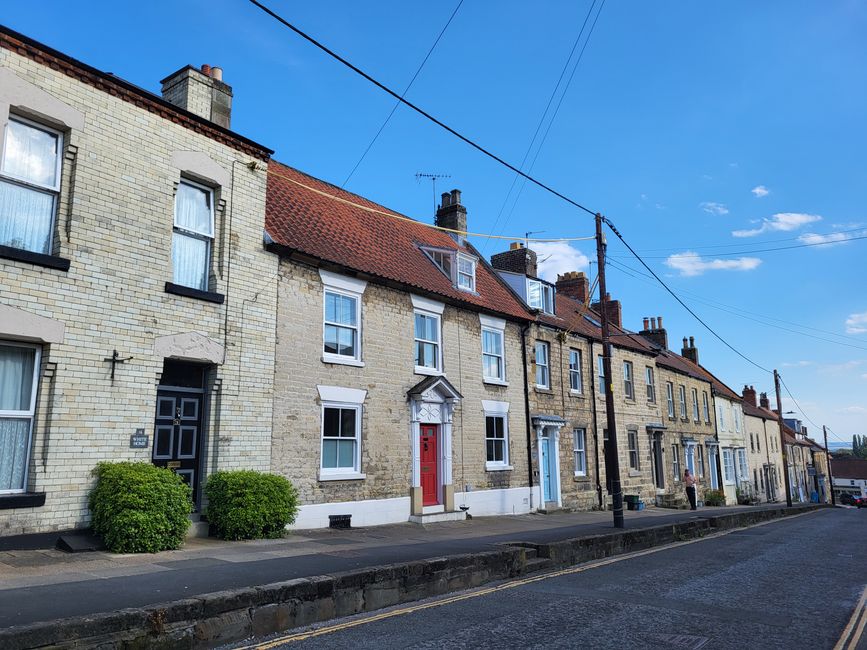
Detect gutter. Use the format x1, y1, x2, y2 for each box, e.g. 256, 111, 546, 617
520, 323, 535, 509
588, 340, 603, 508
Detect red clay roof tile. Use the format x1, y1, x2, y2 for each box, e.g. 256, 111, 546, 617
265, 161, 532, 321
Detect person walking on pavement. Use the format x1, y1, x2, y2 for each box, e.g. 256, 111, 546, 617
684, 469, 697, 510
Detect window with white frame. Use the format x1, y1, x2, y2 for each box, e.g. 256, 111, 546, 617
722, 448, 735, 484
324, 291, 359, 360
697, 445, 705, 477
717, 404, 726, 431
485, 415, 508, 466
422, 247, 453, 280
598, 355, 606, 395
0, 342, 40, 492
0, 117, 62, 255
672, 444, 681, 480
535, 341, 550, 388
756, 435, 760, 452
569, 350, 583, 393
645, 366, 656, 402
733, 405, 741, 433
750, 433, 755, 453
678, 385, 687, 418
172, 179, 214, 291
666, 382, 675, 417
573, 428, 586, 476
623, 361, 634, 400
527, 279, 554, 314
628, 430, 640, 470
692, 388, 699, 421
414, 311, 441, 372
736, 448, 748, 481
481, 328, 505, 382
320, 271, 367, 365
702, 391, 710, 422
457, 254, 476, 292
320, 404, 361, 475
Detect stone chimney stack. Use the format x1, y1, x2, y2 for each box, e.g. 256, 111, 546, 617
743, 385, 757, 407
681, 335, 699, 364
161, 64, 233, 128
491, 242, 538, 277
591, 293, 622, 329
556, 271, 590, 304
639, 315, 668, 349
759, 392, 771, 410
435, 189, 468, 245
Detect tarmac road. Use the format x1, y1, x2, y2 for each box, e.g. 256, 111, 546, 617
239, 508, 867, 650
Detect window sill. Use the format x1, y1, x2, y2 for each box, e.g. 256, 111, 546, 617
624, 398, 636, 404
628, 469, 641, 477
534, 386, 553, 394
322, 354, 365, 368
318, 472, 366, 482
0, 492, 46, 509
165, 282, 225, 304
0, 245, 70, 271
573, 473, 589, 481
485, 463, 514, 472
483, 378, 508, 387
569, 390, 584, 398
414, 366, 442, 377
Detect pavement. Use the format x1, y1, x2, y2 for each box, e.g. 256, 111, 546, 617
235, 507, 866, 650
0, 504, 817, 631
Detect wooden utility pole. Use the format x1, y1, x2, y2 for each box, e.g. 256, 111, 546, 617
596, 213, 624, 528
824, 425, 836, 506
774, 369, 793, 507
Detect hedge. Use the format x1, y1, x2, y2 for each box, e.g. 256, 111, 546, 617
205, 471, 298, 540
89, 462, 191, 553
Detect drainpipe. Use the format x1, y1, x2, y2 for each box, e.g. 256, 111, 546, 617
589, 340, 603, 508
520, 323, 535, 509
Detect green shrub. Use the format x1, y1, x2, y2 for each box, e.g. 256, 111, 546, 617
205, 471, 298, 540
89, 462, 191, 553
703, 489, 726, 507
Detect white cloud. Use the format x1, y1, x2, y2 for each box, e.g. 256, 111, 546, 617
664, 251, 762, 277
798, 230, 866, 247
751, 185, 769, 198
700, 202, 729, 216
820, 360, 864, 374
781, 360, 813, 368
846, 312, 867, 334
732, 212, 822, 237
861, 373, 867, 380
841, 406, 867, 414
534, 242, 590, 283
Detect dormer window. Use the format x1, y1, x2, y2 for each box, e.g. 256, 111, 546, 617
421, 246, 476, 292
457, 253, 476, 292
425, 248, 453, 280
527, 279, 554, 314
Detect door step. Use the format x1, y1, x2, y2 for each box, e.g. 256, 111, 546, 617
524, 556, 554, 573
186, 515, 210, 539
408, 510, 467, 525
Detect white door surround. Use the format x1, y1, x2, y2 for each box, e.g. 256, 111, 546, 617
532, 415, 565, 508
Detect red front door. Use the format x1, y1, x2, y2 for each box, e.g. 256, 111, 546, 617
420, 424, 439, 506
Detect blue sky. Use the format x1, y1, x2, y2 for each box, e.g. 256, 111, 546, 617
5, 1, 866, 442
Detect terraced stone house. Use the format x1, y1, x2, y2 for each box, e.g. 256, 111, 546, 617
0, 27, 278, 537
265, 176, 534, 527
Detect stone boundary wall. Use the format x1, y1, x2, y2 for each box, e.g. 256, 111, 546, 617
0, 505, 824, 649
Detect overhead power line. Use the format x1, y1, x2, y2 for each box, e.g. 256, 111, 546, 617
779, 374, 820, 430
608, 233, 867, 259
342, 0, 464, 187
483, 0, 599, 249
247, 0, 597, 217
603, 217, 772, 374
625, 226, 867, 254
606, 258, 867, 352
494, 0, 607, 238
266, 165, 594, 242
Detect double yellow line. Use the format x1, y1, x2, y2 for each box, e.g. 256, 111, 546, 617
238, 510, 824, 649
835, 585, 867, 650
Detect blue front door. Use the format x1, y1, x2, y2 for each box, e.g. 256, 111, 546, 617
541, 437, 553, 502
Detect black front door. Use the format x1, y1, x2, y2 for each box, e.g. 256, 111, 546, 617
153, 389, 204, 502
652, 434, 665, 489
